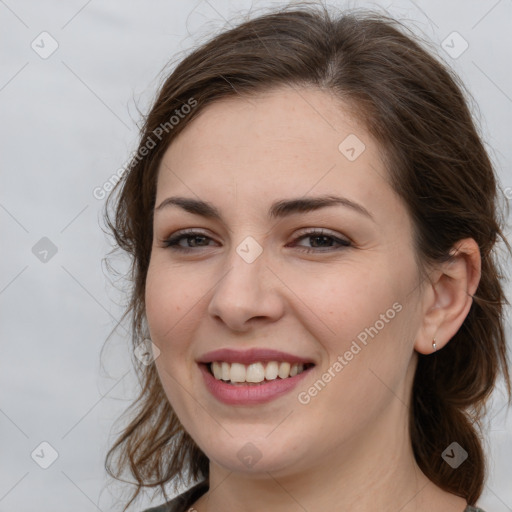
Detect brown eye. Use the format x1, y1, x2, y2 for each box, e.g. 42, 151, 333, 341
291, 229, 352, 253
162, 230, 217, 252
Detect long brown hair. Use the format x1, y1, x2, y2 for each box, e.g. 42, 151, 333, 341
103, 2, 511, 509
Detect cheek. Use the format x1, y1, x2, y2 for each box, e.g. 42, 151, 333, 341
145, 262, 204, 414
144, 261, 197, 349
303, 256, 417, 383
291, 262, 399, 348
336, 279, 399, 342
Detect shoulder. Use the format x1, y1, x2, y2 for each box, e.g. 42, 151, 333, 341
465, 507, 487, 512
142, 480, 209, 512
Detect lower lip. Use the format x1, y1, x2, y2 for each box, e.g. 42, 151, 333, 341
199, 363, 313, 405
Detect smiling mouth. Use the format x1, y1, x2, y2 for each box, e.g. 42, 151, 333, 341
205, 361, 316, 385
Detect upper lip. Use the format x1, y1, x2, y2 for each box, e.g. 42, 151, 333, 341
196, 348, 315, 365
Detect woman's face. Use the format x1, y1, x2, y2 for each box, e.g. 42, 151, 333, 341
146, 86, 428, 476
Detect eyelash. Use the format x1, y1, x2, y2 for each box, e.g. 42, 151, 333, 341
161, 229, 352, 254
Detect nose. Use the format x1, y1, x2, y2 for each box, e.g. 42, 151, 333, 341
207, 248, 285, 332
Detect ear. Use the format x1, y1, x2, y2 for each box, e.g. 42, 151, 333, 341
414, 238, 481, 355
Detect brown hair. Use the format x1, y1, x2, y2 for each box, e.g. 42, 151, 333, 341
103, 2, 511, 509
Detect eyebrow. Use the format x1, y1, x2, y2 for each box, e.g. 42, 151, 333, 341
154, 194, 374, 221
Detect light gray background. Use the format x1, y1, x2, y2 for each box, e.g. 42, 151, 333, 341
1, 1, 511, 511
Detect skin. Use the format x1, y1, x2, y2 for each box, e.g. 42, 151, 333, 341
145, 85, 481, 512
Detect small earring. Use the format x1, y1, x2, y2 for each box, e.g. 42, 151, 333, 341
432, 339, 437, 352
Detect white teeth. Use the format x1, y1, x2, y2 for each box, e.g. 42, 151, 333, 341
265, 361, 279, 380
211, 361, 222, 379
278, 362, 291, 379
246, 362, 266, 382
221, 362, 230, 381
209, 361, 306, 383
230, 362, 246, 383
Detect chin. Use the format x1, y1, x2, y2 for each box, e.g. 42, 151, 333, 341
193, 430, 309, 476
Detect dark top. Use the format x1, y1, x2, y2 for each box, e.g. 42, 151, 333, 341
142, 481, 487, 512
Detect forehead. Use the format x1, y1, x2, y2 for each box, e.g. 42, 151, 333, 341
155, 86, 396, 219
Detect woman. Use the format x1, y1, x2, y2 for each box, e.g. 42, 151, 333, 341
104, 3, 511, 511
